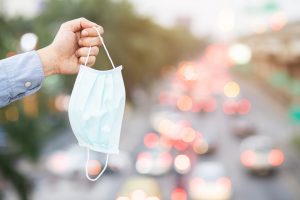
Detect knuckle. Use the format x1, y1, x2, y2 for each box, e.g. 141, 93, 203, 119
82, 39, 89, 46
60, 23, 67, 29
98, 26, 104, 34
94, 47, 99, 54
96, 37, 101, 45
79, 56, 85, 62
77, 48, 83, 54
89, 57, 96, 63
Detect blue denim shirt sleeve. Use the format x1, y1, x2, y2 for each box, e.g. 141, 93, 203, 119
0, 51, 45, 108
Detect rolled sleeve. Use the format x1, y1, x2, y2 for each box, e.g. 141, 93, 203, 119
0, 51, 44, 108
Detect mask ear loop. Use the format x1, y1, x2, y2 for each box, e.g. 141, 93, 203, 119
85, 148, 109, 181
93, 27, 116, 69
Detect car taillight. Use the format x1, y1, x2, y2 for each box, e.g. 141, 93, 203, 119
173, 140, 189, 151
268, 149, 284, 167
171, 188, 187, 200
144, 133, 159, 148
223, 101, 236, 115
240, 150, 256, 167
217, 177, 231, 189
87, 160, 102, 176
238, 99, 251, 114
204, 98, 216, 112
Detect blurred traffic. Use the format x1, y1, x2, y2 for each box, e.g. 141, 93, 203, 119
1, 0, 300, 200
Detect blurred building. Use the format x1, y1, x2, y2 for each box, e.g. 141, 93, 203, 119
0, 0, 44, 18
241, 21, 300, 103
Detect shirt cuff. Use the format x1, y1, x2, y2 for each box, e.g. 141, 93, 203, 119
4, 51, 45, 103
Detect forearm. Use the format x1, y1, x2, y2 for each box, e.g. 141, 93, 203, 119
37, 45, 59, 77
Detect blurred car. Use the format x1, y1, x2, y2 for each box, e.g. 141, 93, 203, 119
116, 176, 162, 200
223, 98, 251, 115
107, 152, 132, 173
231, 118, 255, 138
240, 135, 284, 175
192, 96, 217, 113
45, 145, 131, 178
192, 132, 218, 155
45, 145, 86, 178
188, 161, 232, 200
136, 147, 173, 176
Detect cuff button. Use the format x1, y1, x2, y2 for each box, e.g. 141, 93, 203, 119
25, 81, 32, 88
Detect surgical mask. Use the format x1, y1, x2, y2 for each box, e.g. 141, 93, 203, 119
68, 28, 126, 181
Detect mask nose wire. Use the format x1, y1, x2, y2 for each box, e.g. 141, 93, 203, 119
85, 148, 109, 181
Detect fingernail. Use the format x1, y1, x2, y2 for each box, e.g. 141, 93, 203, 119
82, 30, 88, 36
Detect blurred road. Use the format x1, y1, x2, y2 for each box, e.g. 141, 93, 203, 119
5, 73, 299, 200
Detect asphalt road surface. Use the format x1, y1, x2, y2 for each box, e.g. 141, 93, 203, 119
5, 73, 300, 200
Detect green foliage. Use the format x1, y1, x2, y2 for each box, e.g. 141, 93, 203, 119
0, 153, 31, 200
31, 0, 205, 96
291, 130, 300, 154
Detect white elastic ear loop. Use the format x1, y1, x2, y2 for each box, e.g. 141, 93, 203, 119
93, 27, 116, 69
85, 148, 109, 181
84, 46, 92, 67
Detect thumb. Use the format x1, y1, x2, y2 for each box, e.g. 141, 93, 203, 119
63, 17, 98, 33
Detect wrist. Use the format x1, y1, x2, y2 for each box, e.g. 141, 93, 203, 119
37, 45, 59, 76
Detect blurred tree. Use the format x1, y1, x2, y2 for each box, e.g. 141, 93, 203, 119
0, 0, 206, 199
31, 0, 205, 97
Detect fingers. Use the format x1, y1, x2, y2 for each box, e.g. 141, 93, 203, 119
77, 47, 99, 67
81, 26, 104, 37
78, 36, 101, 47
76, 46, 99, 57
79, 18, 98, 29
62, 17, 98, 32
79, 56, 96, 66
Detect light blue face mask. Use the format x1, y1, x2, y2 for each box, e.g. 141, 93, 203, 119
68, 28, 126, 181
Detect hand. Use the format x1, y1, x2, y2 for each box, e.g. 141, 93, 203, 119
37, 17, 103, 76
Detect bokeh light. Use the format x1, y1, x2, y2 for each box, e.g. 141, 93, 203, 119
174, 154, 191, 174
228, 43, 252, 65
181, 127, 196, 143
87, 160, 102, 176
20, 33, 38, 52
270, 12, 287, 31
171, 188, 187, 200
4, 106, 19, 122
224, 81, 240, 98
177, 95, 193, 111
131, 190, 147, 200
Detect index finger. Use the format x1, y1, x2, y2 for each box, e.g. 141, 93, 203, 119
81, 26, 104, 37
63, 17, 97, 32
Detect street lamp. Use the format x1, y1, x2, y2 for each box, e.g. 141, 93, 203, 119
228, 43, 252, 65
